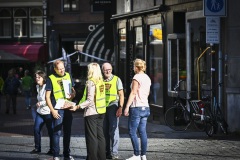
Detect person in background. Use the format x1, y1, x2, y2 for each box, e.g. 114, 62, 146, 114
3, 69, 21, 114
30, 70, 53, 155
70, 63, 106, 160
0, 75, 4, 111
45, 60, 76, 160
102, 62, 124, 159
124, 59, 151, 160
21, 70, 34, 110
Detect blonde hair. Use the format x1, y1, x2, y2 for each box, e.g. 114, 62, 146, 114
87, 63, 103, 83
134, 58, 146, 72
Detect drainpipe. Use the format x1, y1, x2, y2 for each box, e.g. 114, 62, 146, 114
218, 45, 223, 109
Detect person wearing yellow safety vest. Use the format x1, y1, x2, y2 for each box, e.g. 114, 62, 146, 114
45, 60, 76, 160
70, 62, 106, 160
100, 62, 124, 159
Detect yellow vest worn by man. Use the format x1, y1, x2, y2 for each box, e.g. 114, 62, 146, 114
49, 72, 71, 101
104, 75, 119, 107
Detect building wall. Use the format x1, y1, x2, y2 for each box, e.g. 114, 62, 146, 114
225, 0, 240, 132
49, 0, 103, 23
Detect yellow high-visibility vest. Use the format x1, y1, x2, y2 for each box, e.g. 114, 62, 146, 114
49, 72, 71, 100
104, 75, 118, 106
80, 79, 106, 114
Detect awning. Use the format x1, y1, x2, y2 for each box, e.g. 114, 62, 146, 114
82, 23, 114, 63
0, 50, 29, 63
0, 44, 46, 62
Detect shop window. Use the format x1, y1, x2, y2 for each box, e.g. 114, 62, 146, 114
135, 27, 143, 59
0, 8, 11, 38
29, 8, 43, 37
14, 8, 27, 37
149, 24, 163, 105
119, 28, 127, 92
62, 0, 80, 12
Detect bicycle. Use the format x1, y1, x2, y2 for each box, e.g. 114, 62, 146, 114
165, 80, 210, 133
201, 84, 228, 136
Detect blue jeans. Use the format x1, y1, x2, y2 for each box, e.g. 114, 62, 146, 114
128, 107, 150, 156
103, 104, 119, 156
34, 113, 53, 151
53, 109, 73, 158
23, 90, 31, 107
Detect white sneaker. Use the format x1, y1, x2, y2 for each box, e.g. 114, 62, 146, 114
54, 157, 60, 160
141, 155, 147, 160
126, 154, 141, 160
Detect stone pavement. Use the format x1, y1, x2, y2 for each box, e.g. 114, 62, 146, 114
0, 96, 240, 160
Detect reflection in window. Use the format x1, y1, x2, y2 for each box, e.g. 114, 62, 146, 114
0, 9, 11, 38
119, 28, 127, 93
63, 0, 80, 12
149, 24, 163, 105
135, 27, 143, 59
30, 8, 43, 37
14, 8, 27, 37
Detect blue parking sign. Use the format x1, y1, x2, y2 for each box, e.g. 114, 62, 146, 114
204, 0, 227, 16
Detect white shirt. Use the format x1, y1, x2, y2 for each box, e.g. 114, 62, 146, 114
36, 84, 51, 115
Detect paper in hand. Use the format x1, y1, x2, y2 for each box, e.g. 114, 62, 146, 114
62, 79, 72, 99
55, 99, 76, 109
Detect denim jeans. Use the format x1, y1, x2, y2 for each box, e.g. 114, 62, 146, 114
34, 113, 53, 151
53, 109, 73, 158
103, 103, 119, 156
128, 107, 150, 156
23, 90, 31, 107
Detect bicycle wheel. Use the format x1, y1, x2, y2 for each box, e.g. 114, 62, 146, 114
217, 116, 228, 135
165, 106, 191, 131
204, 107, 216, 137
216, 106, 229, 135
193, 117, 205, 131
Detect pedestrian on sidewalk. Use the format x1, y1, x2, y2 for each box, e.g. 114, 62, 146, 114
124, 59, 151, 160
30, 70, 53, 155
3, 69, 20, 114
46, 60, 76, 160
71, 62, 106, 160
21, 70, 34, 110
102, 62, 124, 159
0, 74, 4, 111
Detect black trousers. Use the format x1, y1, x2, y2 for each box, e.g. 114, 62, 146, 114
85, 114, 106, 160
6, 94, 17, 114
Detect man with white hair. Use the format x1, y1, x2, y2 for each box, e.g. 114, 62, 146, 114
102, 62, 124, 159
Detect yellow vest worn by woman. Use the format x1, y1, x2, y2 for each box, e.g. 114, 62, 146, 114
80, 79, 106, 114
49, 72, 71, 100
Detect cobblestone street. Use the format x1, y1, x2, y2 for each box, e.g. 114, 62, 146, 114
0, 97, 239, 160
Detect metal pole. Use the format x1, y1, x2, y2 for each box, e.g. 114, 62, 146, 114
218, 43, 223, 109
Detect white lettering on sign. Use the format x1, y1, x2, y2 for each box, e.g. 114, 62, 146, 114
206, 17, 220, 44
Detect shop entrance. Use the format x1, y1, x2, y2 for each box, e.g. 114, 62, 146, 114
168, 11, 214, 101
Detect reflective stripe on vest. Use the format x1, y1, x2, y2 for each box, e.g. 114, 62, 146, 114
49, 73, 71, 101
79, 79, 106, 114
104, 75, 118, 107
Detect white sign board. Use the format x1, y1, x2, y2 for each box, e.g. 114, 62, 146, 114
206, 17, 220, 44
204, 0, 226, 16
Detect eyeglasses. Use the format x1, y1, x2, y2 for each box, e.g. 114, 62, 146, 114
103, 69, 112, 72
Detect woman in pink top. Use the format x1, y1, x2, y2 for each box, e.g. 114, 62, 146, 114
124, 59, 151, 160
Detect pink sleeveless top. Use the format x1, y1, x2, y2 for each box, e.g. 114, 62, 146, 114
131, 73, 151, 108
